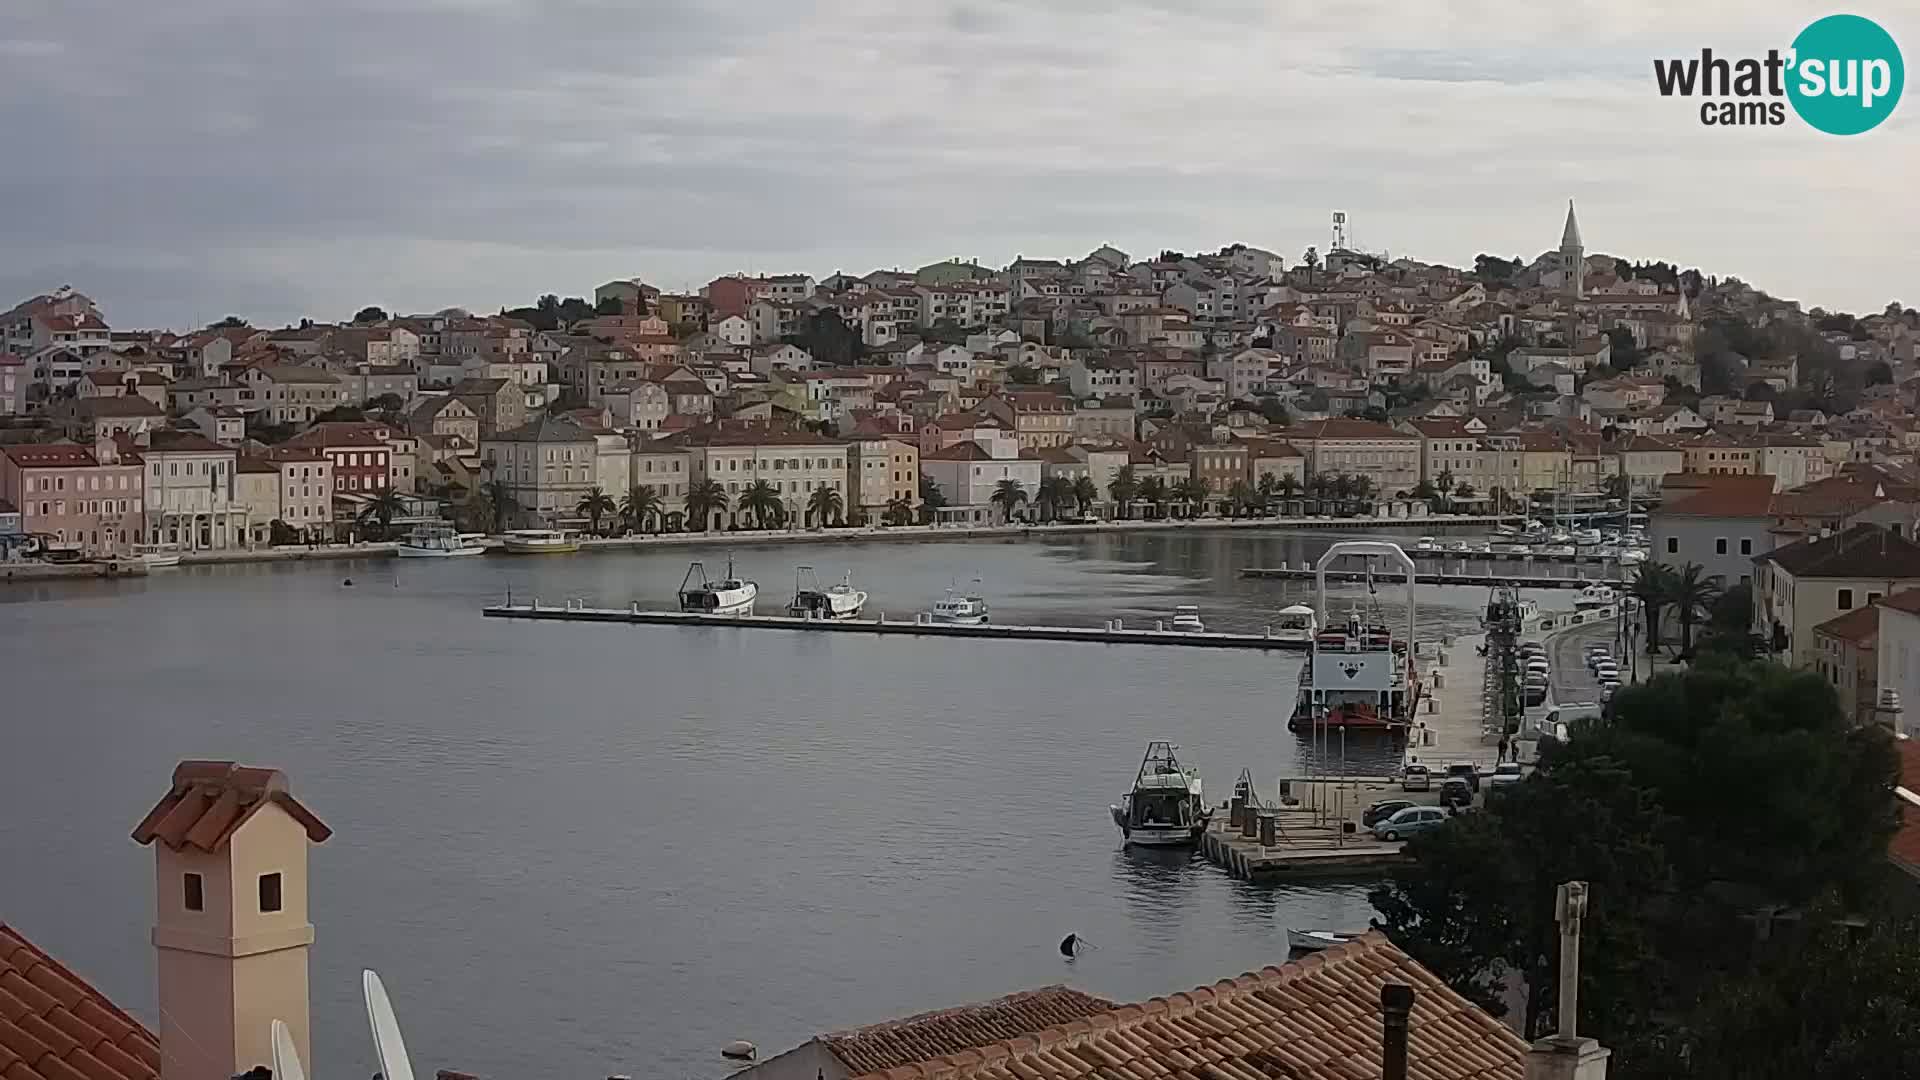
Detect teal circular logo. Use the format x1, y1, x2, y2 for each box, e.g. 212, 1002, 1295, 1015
1787, 14, 1903, 135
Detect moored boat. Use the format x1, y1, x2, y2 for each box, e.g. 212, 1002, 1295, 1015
1169, 605, 1205, 632
680, 558, 758, 615
1273, 603, 1319, 643
397, 524, 486, 557
929, 579, 989, 624
132, 544, 182, 568
788, 566, 866, 619
1574, 584, 1617, 609
1109, 741, 1211, 847
500, 529, 580, 554
1287, 929, 1365, 953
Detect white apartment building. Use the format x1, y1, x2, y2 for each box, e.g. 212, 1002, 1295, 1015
919, 432, 1042, 524
139, 431, 248, 550
665, 421, 852, 529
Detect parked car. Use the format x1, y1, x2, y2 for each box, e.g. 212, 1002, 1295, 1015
1488, 762, 1524, 787
1594, 661, 1619, 681
1401, 763, 1432, 791
1372, 805, 1447, 841
1445, 761, 1481, 792
1599, 684, 1618, 704
1438, 777, 1475, 809
1363, 799, 1418, 827
1523, 685, 1549, 707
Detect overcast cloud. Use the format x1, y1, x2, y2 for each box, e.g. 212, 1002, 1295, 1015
0, 0, 1912, 326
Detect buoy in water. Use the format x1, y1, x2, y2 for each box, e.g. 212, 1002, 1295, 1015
1059, 933, 1079, 958
721, 1041, 757, 1061
342, 578, 354, 587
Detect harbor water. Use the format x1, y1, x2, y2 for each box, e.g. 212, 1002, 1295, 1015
0, 526, 1558, 1079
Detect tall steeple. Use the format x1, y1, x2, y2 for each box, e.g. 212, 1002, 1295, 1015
1559, 199, 1584, 303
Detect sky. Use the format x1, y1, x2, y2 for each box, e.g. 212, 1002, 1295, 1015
0, 0, 1913, 328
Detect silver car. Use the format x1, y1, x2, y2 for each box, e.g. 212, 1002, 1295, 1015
1372, 805, 1448, 842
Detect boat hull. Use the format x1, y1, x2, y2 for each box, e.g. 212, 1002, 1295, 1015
929, 612, 988, 625
502, 542, 579, 554
397, 545, 485, 558
137, 554, 182, 569
1119, 825, 1205, 848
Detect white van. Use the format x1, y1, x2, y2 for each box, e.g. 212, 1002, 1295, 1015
1544, 702, 1603, 727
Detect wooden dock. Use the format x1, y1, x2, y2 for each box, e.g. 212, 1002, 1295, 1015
1239, 566, 1625, 589
481, 603, 1315, 650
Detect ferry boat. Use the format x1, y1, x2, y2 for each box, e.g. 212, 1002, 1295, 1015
500, 529, 579, 554
1169, 606, 1205, 632
1574, 584, 1617, 609
929, 579, 989, 624
397, 524, 486, 558
1108, 741, 1211, 847
1286, 540, 1422, 736
680, 558, 758, 615
788, 567, 866, 620
1274, 603, 1319, 643
132, 544, 182, 569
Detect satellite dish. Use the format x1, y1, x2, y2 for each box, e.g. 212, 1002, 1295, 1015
271, 1020, 307, 1080
363, 970, 417, 1080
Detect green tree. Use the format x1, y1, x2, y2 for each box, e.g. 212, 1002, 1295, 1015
883, 495, 915, 526
806, 485, 844, 527
620, 485, 664, 534
1275, 473, 1300, 510
990, 478, 1029, 523
1630, 562, 1675, 653
1669, 561, 1723, 655
1107, 465, 1138, 519
1453, 481, 1475, 502
357, 489, 407, 540
1176, 476, 1210, 517
685, 479, 729, 531
1602, 473, 1631, 501
352, 306, 388, 324
1071, 475, 1099, 518
1226, 479, 1255, 518
1034, 475, 1073, 522
1006, 364, 1041, 385
595, 295, 626, 316
918, 476, 947, 524
1137, 475, 1168, 518
480, 479, 516, 533
1434, 468, 1455, 512
575, 486, 617, 536
209, 315, 248, 329
1300, 245, 1320, 286
741, 479, 785, 529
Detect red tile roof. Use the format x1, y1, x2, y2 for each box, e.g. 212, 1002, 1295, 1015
1288, 418, 1417, 441
0, 924, 160, 1080
1812, 603, 1881, 645
845, 933, 1524, 1080
1656, 473, 1778, 518
2, 445, 98, 469
819, 987, 1118, 1076
1759, 523, 1920, 580
1891, 739, 1920, 878
130, 761, 331, 853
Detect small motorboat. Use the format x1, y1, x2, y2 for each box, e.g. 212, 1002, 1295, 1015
500, 529, 579, 554
1169, 605, 1205, 633
1619, 548, 1647, 566
1273, 603, 1318, 643
1287, 929, 1366, 953
1447, 540, 1470, 553
788, 566, 866, 620
1542, 544, 1577, 557
1574, 584, 1617, 609
1492, 524, 1518, 538
1548, 527, 1573, 544
132, 544, 182, 568
1415, 536, 1437, 552
929, 579, 989, 624
680, 558, 758, 615
1572, 527, 1603, 547
1109, 741, 1210, 847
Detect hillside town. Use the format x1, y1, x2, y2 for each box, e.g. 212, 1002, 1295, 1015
0, 202, 1916, 571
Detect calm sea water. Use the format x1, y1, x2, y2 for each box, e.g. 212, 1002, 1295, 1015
0, 526, 1533, 1079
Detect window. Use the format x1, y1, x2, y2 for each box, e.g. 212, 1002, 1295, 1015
1666, 537, 1678, 554
183, 872, 204, 912
259, 872, 283, 913
1870, 593, 1884, 605
1715, 538, 1728, 555
1838, 588, 1854, 610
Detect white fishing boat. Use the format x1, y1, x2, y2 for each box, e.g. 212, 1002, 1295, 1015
788, 566, 866, 620
1492, 523, 1518, 538
680, 558, 758, 615
1619, 548, 1647, 566
132, 544, 182, 568
500, 528, 579, 554
1548, 527, 1573, 544
1574, 584, 1617, 609
1109, 741, 1210, 847
1542, 543, 1577, 557
1169, 605, 1205, 632
1572, 527, 1603, 547
1415, 536, 1438, 552
1286, 928, 1365, 953
396, 524, 486, 558
1274, 603, 1319, 643
929, 579, 989, 624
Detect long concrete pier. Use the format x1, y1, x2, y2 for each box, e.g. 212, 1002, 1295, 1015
1239, 566, 1626, 589
482, 603, 1314, 650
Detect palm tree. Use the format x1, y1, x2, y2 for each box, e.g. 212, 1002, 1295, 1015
990, 477, 1029, 523
1602, 473, 1631, 502
357, 488, 407, 540
481, 478, 516, 534
1137, 475, 1168, 519
1276, 473, 1300, 515
1177, 476, 1210, 518
1328, 473, 1355, 516
884, 495, 915, 526
620, 484, 664, 534
1351, 475, 1378, 514
575, 486, 617, 536
1228, 479, 1255, 518
741, 479, 784, 529
1255, 473, 1279, 516
918, 476, 947, 524
1434, 468, 1455, 513
1669, 561, 1723, 656
1035, 475, 1074, 522
1453, 481, 1475, 504
685, 478, 728, 532
1630, 562, 1673, 653
1071, 475, 1099, 518
806, 485, 844, 528
1108, 465, 1139, 520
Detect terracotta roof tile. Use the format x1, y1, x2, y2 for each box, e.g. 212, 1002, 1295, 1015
130, 760, 331, 853
822, 987, 1119, 1077
1758, 523, 1920, 580
0, 927, 156, 1080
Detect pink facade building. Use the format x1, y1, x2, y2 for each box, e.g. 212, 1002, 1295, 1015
0, 440, 146, 554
